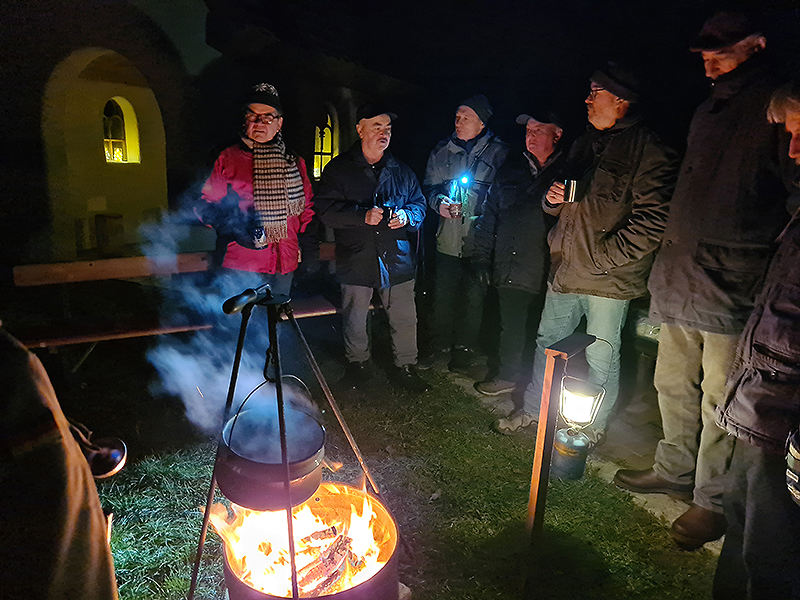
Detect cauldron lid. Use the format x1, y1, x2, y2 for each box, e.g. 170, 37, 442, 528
222, 407, 324, 464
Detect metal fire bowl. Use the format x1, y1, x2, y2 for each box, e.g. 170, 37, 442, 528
222, 483, 400, 600
217, 408, 325, 512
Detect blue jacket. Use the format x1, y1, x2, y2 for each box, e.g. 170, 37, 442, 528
315, 144, 426, 287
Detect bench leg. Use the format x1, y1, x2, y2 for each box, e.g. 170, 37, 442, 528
71, 342, 99, 373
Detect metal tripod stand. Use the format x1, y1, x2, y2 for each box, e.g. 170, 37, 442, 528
187, 286, 380, 600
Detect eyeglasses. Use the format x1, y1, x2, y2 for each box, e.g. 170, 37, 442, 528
245, 112, 282, 124
588, 87, 606, 100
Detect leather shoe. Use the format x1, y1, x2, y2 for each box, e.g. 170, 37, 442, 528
340, 361, 372, 389
390, 365, 430, 393
613, 468, 693, 501
671, 504, 727, 550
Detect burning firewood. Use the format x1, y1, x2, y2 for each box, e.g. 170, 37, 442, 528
307, 568, 343, 597
297, 534, 352, 589
300, 525, 338, 545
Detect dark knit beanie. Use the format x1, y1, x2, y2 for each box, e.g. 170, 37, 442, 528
459, 94, 493, 124
590, 62, 641, 103
243, 82, 283, 114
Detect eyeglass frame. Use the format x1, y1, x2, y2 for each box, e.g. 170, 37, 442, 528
245, 111, 283, 124
587, 86, 607, 100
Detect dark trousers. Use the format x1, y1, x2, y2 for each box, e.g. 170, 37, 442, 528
493, 287, 542, 381
429, 252, 486, 352
713, 438, 800, 600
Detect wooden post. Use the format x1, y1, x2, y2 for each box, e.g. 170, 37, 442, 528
526, 333, 597, 538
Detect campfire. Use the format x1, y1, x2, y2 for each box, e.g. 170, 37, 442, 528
209, 482, 398, 599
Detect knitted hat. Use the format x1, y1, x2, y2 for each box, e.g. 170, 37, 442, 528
690, 11, 761, 52
244, 82, 283, 114
590, 62, 641, 103
459, 94, 493, 123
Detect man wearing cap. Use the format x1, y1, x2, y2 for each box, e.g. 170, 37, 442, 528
471, 113, 565, 396
421, 95, 509, 372
497, 63, 678, 440
615, 11, 799, 550
315, 104, 429, 393
199, 83, 314, 299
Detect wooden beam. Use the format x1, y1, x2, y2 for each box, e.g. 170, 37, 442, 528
13, 243, 336, 287
13, 253, 212, 286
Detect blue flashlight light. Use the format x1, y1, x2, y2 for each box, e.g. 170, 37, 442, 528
459, 173, 471, 186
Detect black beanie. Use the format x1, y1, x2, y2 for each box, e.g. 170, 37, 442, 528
243, 82, 283, 114
459, 94, 493, 123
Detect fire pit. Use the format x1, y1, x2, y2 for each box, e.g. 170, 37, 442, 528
210, 482, 399, 599
187, 294, 401, 600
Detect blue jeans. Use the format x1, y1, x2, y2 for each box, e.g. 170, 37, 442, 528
521, 284, 629, 431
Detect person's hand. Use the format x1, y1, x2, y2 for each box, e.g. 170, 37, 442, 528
438, 196, 459, 218
365, 206, 384, 225
545, 182, 566, 205
471, 260, 491, 287
388, 209, 409, 229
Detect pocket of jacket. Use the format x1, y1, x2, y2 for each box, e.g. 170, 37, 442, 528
591, 160, 630, 202
695, 240, 773, 305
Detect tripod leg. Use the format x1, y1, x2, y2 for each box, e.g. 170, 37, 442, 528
283, 306, 381, 496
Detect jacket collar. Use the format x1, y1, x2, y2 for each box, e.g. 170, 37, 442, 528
710, 53, 770, 101
348, 143, 397, 169
447, 127, 494, 155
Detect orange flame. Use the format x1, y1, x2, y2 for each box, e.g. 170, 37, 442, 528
209, 482, 396, 598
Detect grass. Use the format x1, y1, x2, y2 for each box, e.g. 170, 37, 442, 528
2, 259, 714, 599
45, 326, 718, 600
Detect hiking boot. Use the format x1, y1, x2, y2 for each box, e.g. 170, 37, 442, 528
495, 409, 538, 435
474, 378, 516, 396
671, 504, 727, 550
340, 361, 372, 389
448, 346, 479, 373
613, 468, 694, 501
390, 364, 431, 393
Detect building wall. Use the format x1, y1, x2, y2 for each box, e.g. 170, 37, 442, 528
42, 48, 168, 261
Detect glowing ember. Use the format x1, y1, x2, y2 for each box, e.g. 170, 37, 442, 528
209, 482, 397, 598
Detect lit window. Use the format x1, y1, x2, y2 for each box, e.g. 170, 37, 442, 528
102, 97, 140, 163
313, 109, 339, 179
104, 100, 127, 162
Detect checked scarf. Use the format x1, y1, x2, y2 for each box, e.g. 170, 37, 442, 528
251, 132, 305, 247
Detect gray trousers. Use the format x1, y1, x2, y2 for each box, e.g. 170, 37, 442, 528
341, 280, 418, 367
653, 323, 738, 512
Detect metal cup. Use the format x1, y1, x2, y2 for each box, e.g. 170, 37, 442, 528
564, 180, 579, 203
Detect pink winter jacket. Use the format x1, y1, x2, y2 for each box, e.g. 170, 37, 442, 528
201, 143, 314, 274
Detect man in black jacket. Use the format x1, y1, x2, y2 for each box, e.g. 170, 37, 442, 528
472, 113, 564, 396
712, 82, 800, 599
315, 104, 429, 392
615, 12, 799, 550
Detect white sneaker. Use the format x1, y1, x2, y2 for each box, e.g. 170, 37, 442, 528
495, 409, 537, 435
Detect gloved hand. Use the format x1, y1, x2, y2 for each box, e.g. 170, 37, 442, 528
469, 259, 491, 287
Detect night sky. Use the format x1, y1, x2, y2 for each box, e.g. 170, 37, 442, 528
228, 0, 800, 164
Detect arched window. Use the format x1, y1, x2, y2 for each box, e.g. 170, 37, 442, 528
313, 107, 339, 179
102, 97, 140, 163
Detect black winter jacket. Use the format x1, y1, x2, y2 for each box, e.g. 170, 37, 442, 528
717, 209, 800, 454
315, 144, 426, 287
473, 150, 563, 294
649, 55, 799, 334
546, 116, 678, 300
